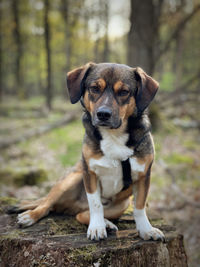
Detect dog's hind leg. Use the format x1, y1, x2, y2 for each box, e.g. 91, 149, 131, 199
7, 198, 46, 214
17, 164, 84, 227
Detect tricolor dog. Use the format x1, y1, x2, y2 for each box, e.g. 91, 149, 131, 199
15, 62, 164, 241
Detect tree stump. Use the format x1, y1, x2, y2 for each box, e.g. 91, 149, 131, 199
0, 200, 188, 267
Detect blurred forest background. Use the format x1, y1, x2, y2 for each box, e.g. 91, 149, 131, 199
0, 0, 200, 266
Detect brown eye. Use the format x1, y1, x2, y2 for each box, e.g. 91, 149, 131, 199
89, 86, 100, 94
117, 89, 129, 97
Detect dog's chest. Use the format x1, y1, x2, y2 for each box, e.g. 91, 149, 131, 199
89, 129, 145, 199
89, 157, 123, 198
99, 128, 133, 161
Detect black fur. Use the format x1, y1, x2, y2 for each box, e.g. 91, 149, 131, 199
121, 159, 132, 190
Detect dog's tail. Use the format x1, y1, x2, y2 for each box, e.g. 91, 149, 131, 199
6, 197, 46, 214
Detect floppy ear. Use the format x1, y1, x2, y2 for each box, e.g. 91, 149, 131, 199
134, 67, 159, 113
66, 62, 94, 104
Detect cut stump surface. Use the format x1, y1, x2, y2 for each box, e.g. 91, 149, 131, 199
0, 203, 188, 267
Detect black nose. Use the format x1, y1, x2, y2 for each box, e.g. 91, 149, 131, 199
97, 106, 112, 121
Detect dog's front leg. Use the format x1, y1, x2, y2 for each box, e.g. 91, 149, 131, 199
133, 157, 165, 241
86, 188, 107, 240
82, 146, 107, 240
84, 168, 106, 240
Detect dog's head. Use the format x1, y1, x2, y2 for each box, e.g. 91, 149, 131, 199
67, 63, 159, 129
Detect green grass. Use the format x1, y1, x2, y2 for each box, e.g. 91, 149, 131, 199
164, 152, 194, 165
45, 120, 84, 167
160, 71, 175, 92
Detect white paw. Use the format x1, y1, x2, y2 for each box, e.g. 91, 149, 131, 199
17, 211, 35, 227
87, 224, 107, 240
139, 227, 165, 241
104, 218, 118, 231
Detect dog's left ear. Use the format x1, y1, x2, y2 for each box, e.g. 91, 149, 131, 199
134, 67, 159, 113
67, 62, 95, 104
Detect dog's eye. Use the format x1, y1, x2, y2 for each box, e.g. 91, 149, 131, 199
117, 89, 129, 97
89, 86, 100, 94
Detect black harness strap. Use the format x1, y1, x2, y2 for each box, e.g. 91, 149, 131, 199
121, 129, 150, 191
121, 159, 132, 190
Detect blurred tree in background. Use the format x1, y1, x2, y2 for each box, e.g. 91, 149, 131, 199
0, 0, 199, 107
0, 0, 200, 109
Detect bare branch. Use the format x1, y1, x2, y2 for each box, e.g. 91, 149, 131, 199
157, 4, 200, 61
0, 113, 78, 150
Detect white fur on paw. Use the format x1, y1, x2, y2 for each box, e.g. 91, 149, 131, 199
104, 218, 118, 231
139, 227, 165, 241
87, 224, 107, 241
17, 211, 35, 227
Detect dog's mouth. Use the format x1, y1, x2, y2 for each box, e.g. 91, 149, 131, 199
92, 118, 122, 129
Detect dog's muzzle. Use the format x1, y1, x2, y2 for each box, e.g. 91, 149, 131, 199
93, 106, 121, 129
96, 106, 112, 122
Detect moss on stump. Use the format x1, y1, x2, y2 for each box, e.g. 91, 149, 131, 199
0, 199, 187, 267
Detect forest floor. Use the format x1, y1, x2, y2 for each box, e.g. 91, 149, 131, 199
0, 95, 199, 267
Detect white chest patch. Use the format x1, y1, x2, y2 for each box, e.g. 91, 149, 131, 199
89, 127, 146, 199
130, 157, 145, 181
130, 157, 145, 172
99, 128, 133, 161
89, 157, 123, 199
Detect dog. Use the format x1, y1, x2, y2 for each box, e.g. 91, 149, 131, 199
15, 62, 164, 241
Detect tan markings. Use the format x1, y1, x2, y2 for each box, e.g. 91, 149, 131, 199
83, 91, 91, 112
136, 154, 154, 173
18, 164, 85, 225
114, 184, 133, 204
104, 199, 130, 219
90, 78, 106, 92
113, 80, 124, 92
119, 97, 136, 121
82, 144, 102, 161
83, 90, 99, 115
83, 170, 97, 194
134, 175, 149, 209
125, 97, 136, 119
97, 78, 106, 90
134, 154, 154, 209
105, 119, 127, 136
76, 199, 130, 225
82, 144, 102, 194
114, 81, 130, 94
27, 205, 49, 222
76, 211, 90, 224
89, 102, 96, 114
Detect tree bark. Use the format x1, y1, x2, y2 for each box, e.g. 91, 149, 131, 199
61, 0, 72, 73
44, 0, 52, 110
11, 0, 23, 97
0, 0, 2, 101
0, 208, 188, 267
127, 1, 200, 76
102, 0, 109, 62
127, 0, 162, 75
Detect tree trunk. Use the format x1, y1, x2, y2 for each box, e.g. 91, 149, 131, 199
11, 0, 24, 97
127, 0, 163, 75
61, 0, 72, 73
44, 0, 52, 110
0, 200, 188, 266
0, 0, 2, 101
173, 31, 184, 89
102, 0, 109, 62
